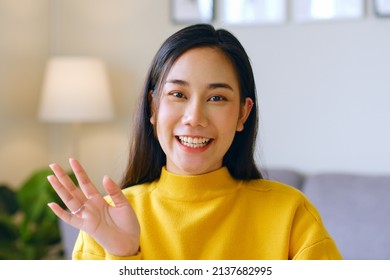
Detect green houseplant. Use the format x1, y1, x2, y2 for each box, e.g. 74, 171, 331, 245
0, 168, 76, 259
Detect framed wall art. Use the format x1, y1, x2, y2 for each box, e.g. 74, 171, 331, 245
221, 0, 287, 25
293, 0, 365, 22
374, 0, 390, 17
170, 0, 215, 24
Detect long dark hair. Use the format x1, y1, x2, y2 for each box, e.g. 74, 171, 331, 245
120, 24, 262, 188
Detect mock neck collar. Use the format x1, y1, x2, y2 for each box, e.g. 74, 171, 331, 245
153, 167, 239, 201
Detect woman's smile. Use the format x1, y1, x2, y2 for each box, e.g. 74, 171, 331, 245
176, 135, 213, 150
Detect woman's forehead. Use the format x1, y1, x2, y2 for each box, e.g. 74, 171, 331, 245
164, 47, 238, 83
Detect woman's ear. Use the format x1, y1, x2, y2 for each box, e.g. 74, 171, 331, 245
236, 97, 254, 132
148, 90, 156, 125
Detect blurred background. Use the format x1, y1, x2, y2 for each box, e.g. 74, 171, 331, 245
0, 0, 389, 259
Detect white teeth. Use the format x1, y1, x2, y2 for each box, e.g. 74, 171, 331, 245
178, 136, 211, 148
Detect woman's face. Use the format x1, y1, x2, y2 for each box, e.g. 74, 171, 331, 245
150, 47, 253, 175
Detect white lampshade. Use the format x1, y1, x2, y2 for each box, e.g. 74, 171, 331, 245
38, 56, 114, 122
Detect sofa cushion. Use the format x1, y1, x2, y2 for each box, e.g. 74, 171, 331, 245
59, 219, 79, 260
264, 169, 304, 190
302, 173, 390, 260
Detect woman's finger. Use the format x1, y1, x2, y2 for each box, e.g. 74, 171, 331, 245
102, 175, 129, 208
69, 158, 101, 199
47, 202, 83, 228
49, 162, 85, 203
47, 174, 84, 213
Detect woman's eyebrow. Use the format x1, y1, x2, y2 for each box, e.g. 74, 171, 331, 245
208, 83, 233, 91
165, 79, 189, 86
165, 79, 233, 91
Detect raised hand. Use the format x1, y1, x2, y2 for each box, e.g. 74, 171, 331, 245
47, 158, 140, 257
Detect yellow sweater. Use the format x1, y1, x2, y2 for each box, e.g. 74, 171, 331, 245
73, 167, 342, 260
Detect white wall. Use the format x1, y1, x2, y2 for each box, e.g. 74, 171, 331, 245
0, 0, 50, 188
232, 17, 390, 175
1, 0, 389, 190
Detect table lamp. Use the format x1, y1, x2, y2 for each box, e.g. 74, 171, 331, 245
38, 56, 114, 158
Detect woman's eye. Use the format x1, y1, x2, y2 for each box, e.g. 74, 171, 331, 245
209, 95, 225, 102
171, 92, 185, 98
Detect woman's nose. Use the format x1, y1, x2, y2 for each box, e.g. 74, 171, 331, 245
181, 99, 208, 127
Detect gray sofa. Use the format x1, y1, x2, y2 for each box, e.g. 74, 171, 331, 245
60, 169, 390, 260
266, 169, 390, 260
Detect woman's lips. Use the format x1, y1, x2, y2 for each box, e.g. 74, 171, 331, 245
176, 136, 213, 149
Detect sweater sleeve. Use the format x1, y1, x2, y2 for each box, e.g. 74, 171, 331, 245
289, 196, 343, 260
293, 238, 342, 260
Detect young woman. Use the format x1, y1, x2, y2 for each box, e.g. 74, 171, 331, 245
48, 24, 342, 260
